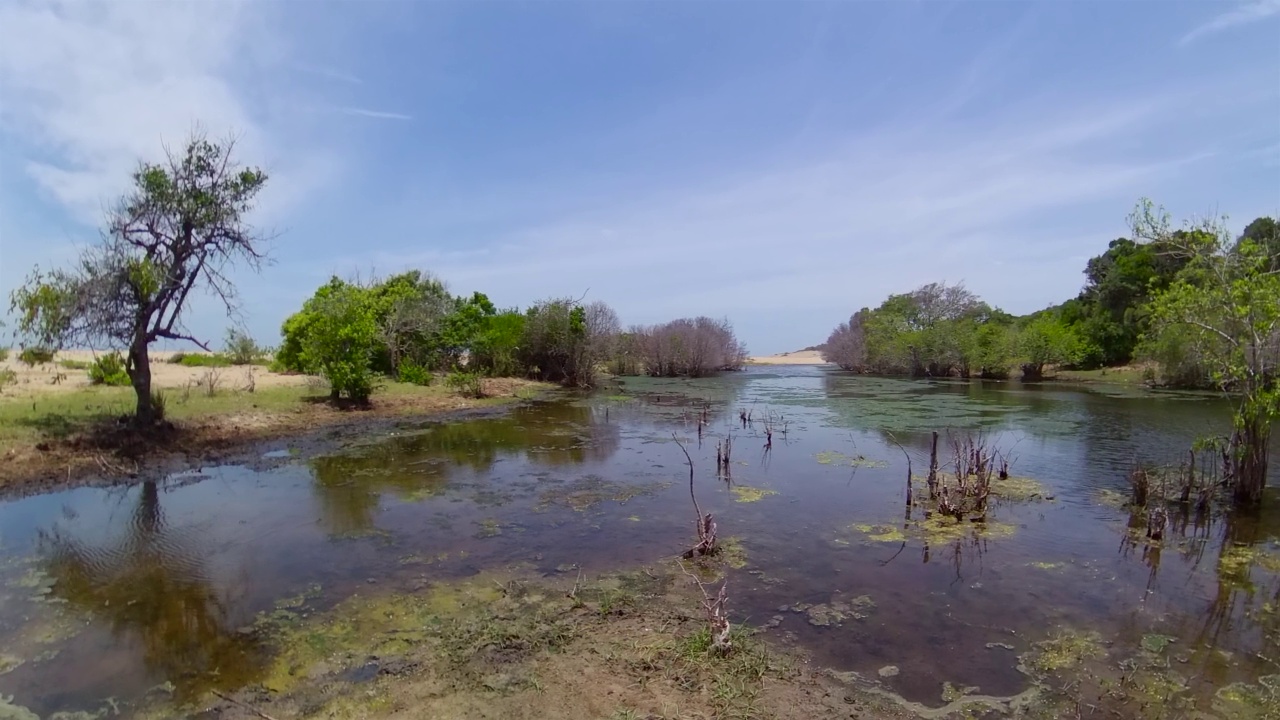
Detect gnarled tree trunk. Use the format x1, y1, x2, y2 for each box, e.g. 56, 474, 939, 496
128, 338, 155, 425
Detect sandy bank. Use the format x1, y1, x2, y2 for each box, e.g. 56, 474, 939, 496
0, 349, 309, 398
746, 349, 829, 365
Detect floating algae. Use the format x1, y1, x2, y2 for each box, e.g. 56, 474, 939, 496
852, 524, 907, 543
536, 475, 669, 512
850, 516, 1015, 545
1213, 674, 1280, 719
730, 485, 777, 503
816, 451, 887, 469
0, 655, 22, 676
1094, 488, 1129, 508
1028, 561, 1065, 571
720, 537, 749, 569
787, 595, 875, 627
1140, 633, 1176, 654
1024, 629, 1106, 673
0, 696, 38, 720
917, 515, 1016, 543
1220, 544, 1280, 578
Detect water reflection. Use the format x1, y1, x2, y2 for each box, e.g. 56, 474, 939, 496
309, 401, 622, 536
1, 366, 1278, 717
37, 481, 262, 701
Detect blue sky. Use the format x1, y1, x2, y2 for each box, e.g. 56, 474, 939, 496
1, 0, 1277, 355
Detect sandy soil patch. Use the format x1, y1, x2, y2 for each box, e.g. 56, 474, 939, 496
747, 349, 829, 365
0, 349, 309, 397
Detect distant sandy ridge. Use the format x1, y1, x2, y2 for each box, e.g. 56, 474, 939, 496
746, 349, 829, 365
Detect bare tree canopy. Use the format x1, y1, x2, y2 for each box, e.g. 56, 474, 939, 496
9, 131, 270, 424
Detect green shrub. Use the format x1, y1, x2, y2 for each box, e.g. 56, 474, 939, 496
88, 352, 131, 386
225, 328, 264, 365
398, 362, 433, 386
59, 359, 91, 370
151, 389, 168, 421
301, 283, 381, 402
0, 368, 16, 393
18, 347, 55, 367
168, 352, 188, 364
0, 347, 9, 362
177, 353, 232, 368
446, 370, 486, 398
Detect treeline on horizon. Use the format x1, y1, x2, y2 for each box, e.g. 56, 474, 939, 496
822, 214, 1279, 387
273, 272, 747, 399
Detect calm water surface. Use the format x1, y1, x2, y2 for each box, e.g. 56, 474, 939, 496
1, 366, 1278, 716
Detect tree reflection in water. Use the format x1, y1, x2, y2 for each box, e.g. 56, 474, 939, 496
309, 401, 622, 536
38, 480, 263, 701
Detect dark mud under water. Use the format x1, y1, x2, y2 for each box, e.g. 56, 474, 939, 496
2, 366, 1278, 717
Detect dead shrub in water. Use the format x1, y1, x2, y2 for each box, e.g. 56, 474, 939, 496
674, 435, 717, 558
936, 431, 1003, 520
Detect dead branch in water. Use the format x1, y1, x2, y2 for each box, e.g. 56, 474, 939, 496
678, 560, 732, 654
928, 431, 940, 500
674, 434, 718, 558
886, 432, 913, 508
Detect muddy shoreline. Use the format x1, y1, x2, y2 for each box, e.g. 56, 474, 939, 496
0, 379, 558, 500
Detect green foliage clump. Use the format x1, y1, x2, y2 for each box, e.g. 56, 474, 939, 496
1017, 314, 1083, 379
397, 362, 433, 386
300, 281, 380, 401
0, 347, 8, 362
446, 370, 486, 398
468, 309, 525, 377
0, 368, 16, 393
88, 352, 131, 386
176, 353, 232, 368
225, 328, 264, 365
1133, 199, 1279, 506
151, 389, 167, 421
18, 347, 55, 367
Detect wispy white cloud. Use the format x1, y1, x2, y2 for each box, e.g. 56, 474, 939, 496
1179, 0, 1280, 46
0, 0, 342, 341
338, 107, 413, 121
0, 0, 334, 226
327, 79, 1262, 352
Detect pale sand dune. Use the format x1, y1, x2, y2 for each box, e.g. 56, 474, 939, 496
747, 349, 829, 365
0, 349, 311, 398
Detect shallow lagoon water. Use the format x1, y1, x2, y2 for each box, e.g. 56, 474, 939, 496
1, 366, 1278, 717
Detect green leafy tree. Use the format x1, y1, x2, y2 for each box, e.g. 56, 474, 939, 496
1017, 314, 1082, 379
1065, 235, 1191, 367
1134, 199, 1280, 506
9, 132, 268, 424
470, 309, 527, 376
300, 282, 380, 401
1238, 216, 1279, 273
438, 292, 497, 368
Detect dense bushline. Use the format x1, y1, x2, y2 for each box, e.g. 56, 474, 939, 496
822, 210, 1278, 387
609, 317, 747, 377
277, 275, 746, 398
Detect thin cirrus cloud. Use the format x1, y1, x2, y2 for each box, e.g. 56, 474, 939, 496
338, 107, 413, 121
1179, 0, 1280, 46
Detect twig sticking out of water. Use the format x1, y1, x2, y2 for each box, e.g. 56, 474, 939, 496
928, 431, 940, 500
678, 560, 732, 654
674, 434, 718, 558
886, 433, 913, 508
